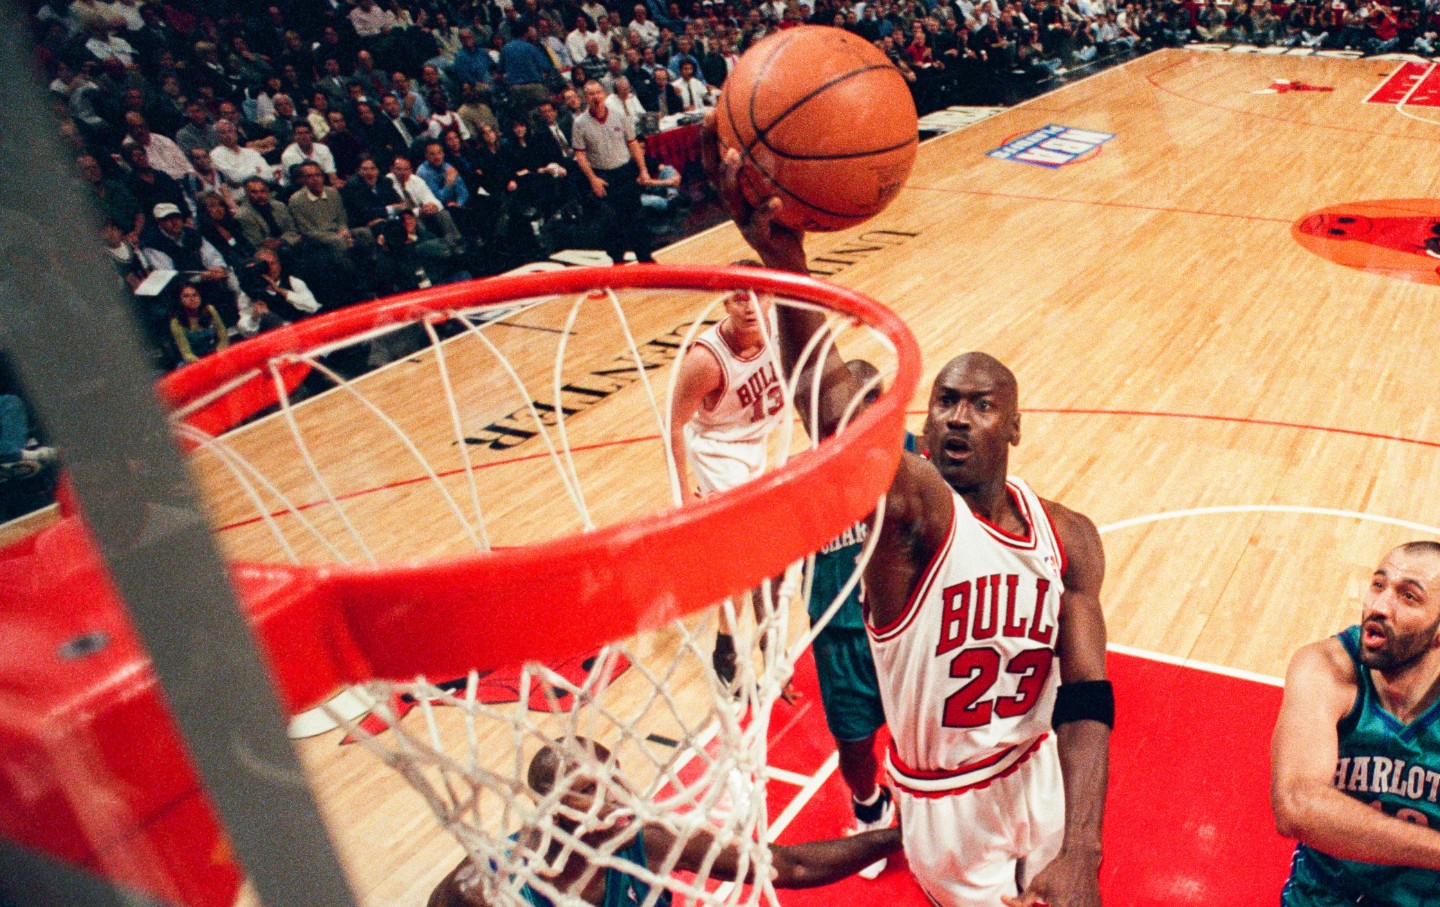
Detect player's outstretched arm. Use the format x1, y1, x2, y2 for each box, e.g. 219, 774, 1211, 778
1005, 503, 1109, 907
1271, 639, 1440, 868
700, 112, 855, 443
652, 821, 903, 889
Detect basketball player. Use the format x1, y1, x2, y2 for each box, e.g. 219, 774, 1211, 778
1272, 542, 1440, 905
428, 739, 902, 906
703, 117, 1112, 907
807, 360, 915, 880
668, 282, 786, 691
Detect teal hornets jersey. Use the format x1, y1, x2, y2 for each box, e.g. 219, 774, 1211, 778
809, 433, 918, 631
1282, 625, 1440, 907
517, 829, 671, 907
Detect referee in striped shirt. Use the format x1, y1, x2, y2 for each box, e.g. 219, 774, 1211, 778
572, 80, 656, 265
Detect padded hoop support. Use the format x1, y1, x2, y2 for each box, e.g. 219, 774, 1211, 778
161, 266, 921, 714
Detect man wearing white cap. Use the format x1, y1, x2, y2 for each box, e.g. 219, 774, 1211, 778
141, 203, 243, 325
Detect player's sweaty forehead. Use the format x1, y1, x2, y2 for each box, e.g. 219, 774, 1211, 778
929, 353, 1017, 408
1377, 544, 1440, 594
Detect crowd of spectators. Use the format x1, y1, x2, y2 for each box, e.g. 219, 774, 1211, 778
38, 0, 1434, 374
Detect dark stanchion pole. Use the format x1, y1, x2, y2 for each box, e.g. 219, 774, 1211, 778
0, 5, 358, 906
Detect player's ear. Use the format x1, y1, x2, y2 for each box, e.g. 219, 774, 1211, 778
1009, 411, 1021, 447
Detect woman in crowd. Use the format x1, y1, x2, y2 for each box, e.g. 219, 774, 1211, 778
169, 282, 228, 365
197, 192, 255, 272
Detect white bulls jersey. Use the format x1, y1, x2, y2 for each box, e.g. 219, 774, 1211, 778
867, 476, 1065, 794
687, 319, 783, 444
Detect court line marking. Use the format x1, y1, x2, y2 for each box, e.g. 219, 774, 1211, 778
902, 184, 1292, 223
1023, 406, 1440, 450
1392, 62, 1440, 128
1097, 503, 1440, 537
768, 750, 839, 841
1107, 641, 1282, 686
215, 407, 1440, 533
1143, 51, 1440, 142
1097, 505, 1440, 684
767, 766, 814, 787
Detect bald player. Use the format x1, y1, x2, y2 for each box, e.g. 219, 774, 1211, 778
703, 116, 1112, 907
428, 739, 902, 906
1273, 542, 1440, 906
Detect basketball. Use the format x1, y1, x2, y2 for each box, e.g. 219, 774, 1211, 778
715, 26, 918, 233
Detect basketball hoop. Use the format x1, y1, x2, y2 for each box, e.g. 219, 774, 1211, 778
5, 265, 918, 906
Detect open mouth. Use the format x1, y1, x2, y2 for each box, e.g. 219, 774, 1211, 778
1362, 620, 1389, 648
941, 436, 971, 460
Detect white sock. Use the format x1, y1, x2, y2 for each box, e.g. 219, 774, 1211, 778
853, 787, 882, 808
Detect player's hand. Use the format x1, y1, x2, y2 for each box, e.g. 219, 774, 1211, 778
590, 175, 608, 197
700, 111, 805, 272
1000, 848, 1101, 907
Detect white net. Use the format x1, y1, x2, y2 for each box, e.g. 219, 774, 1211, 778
172, 274, 902, 906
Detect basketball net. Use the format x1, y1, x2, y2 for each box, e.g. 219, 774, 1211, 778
170, 272, 902, 906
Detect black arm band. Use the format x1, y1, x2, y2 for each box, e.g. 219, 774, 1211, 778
1052, 680, 1115, 729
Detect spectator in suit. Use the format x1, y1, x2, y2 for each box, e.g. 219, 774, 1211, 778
389, 153, 465, 247
377, 93, 423, 161
535, 101, 577, 163
266, 93, 303, 151
648, 66, 686, 115
234, 177, 301, 256
351, 48, 392, 99
196, 192, 256, 273
609, 77, 646, 130
698, 40, 731, 87
123, 144, 191, 223
323, 110, 370, 182
342, 155, 406, 234
314, 56, 351, 107
78, 152, 143, 239
419, 64, 456, 107
557, 88, 585, 138
673, 59, 711, 110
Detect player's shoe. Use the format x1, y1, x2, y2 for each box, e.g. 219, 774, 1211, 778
851, 786, 895, 880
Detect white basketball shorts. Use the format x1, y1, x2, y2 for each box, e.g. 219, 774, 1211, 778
889, 734, 1064, 907
683, 425, 767, 495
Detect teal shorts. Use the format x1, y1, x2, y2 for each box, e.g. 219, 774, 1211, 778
812, 628, 886, 743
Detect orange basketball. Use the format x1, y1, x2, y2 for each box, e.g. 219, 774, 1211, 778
716, 26, 918, 233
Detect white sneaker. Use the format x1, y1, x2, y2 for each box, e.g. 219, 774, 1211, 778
851, 788, 896, 880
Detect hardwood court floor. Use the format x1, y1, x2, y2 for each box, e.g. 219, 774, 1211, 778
211, 49, 1440, 904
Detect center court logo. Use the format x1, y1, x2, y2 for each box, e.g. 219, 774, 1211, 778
987, 125, 1114, 168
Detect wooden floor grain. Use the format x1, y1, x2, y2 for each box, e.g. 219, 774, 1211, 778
201, 50, 1440, 903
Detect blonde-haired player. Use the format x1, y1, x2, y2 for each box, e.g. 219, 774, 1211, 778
668, 284, 786, 689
